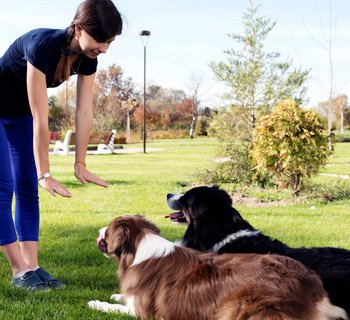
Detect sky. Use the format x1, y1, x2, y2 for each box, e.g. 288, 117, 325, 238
1, 0, 350, 108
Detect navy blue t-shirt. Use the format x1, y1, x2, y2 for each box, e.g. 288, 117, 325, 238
0, 28, 97, 117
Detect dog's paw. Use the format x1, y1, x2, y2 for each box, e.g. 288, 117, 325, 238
88, 300, 101, 310
87, 300, 131, 314
110, 293, 125, 303
88, 300, 113, 313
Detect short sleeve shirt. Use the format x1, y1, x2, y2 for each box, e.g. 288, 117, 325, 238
0, 28, 98, 117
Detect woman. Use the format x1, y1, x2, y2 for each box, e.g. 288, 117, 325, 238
0, 0, 122, 291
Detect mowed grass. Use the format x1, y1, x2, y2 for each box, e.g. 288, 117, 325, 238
0, 137, 349, 320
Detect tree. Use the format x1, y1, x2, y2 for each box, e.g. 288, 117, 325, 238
195, 107, 212, 136
210, 0, 309, 132
317, 94, 349, 135
175, 99, 193, 129
186, 72, 204, 139
334, 95, 348, 134
208, 106, 253, 184
304, 0, 339, 150
251, 100, 329, 195
134, 84, 193, 131
48, 79, 76, 131
207, 0, 309, 184
48, 64, 139, 132
121, 98, 138, 142
93, 64, 139, 131
48, 95, 66, 132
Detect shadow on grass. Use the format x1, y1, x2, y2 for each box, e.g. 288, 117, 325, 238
59, 179, 133, 189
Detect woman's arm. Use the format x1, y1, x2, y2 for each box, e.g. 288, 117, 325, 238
26, 62, 71, 197
74, 73, 107, 187
75, 73, 94, 165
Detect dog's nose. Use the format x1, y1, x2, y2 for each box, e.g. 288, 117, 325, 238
166, 193, 184, 210
98, 239, 108, 254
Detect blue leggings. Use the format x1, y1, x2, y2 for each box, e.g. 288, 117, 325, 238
0, 115, 39, 245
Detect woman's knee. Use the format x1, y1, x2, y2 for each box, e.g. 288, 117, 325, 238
14, 172, 38, 199
0, 178, 14, 203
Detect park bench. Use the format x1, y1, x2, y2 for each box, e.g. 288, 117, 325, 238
53, 129, 117, 155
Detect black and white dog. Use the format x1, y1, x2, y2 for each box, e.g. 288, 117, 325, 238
166, 185, 350, 315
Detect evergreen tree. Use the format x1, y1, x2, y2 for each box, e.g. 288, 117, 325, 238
208, 0, 309, 184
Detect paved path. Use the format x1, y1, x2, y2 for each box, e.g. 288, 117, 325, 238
112, 147, 163, 154
50, 147, 164, 155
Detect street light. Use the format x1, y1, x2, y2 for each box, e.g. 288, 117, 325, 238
139, 30, 151, 153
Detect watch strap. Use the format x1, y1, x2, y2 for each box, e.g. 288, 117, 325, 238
38, 172, 51, 182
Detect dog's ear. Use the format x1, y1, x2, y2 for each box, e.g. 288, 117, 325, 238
211, 185, 232, 206
106, 222, 130, 256
134, 214, 160, 235
190, 186, 233, 220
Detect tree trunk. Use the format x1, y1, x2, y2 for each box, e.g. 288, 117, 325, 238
189, 111, 198, 139
328, 106, 333, 153
340, 107, 344, 134
126, 111, 131, 143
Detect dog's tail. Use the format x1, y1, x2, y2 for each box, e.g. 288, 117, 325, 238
315, 297, 348, 320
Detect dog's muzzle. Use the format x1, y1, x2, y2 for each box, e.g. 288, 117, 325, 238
166, 193, 188, 224
166, 193, 183, 210
96, 227, 108, 253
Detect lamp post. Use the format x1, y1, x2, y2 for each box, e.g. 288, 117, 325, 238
139, 30, 151, 153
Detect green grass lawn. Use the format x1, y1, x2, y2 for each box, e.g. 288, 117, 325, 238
0, 137, 349, 320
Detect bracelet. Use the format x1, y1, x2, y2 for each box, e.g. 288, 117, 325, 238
38, 172, 51, 182
74, 161, 86, 168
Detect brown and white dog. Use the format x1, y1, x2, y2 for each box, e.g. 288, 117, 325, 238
88, 215, 347, 320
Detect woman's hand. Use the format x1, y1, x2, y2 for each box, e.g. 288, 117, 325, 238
39, 176, 72, 198
74, 162, 108, 188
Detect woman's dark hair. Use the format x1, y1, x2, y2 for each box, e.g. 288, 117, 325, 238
55, 0, 122, 83
67, 0, 122, 44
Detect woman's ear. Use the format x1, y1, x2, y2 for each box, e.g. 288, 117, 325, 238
74, 24, 83, 37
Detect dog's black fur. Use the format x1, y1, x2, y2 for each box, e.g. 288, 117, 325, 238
166, 185, 350, 315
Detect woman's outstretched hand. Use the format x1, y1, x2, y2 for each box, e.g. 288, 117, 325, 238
39, 176, 72, 198
38, 163, 107, 197
74, 163, 108, 188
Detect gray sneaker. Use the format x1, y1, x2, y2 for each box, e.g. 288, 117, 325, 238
35, 268, 65, 289
11, 271, 51, 291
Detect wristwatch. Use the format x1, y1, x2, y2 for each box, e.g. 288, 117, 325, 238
38, 172, 51, 182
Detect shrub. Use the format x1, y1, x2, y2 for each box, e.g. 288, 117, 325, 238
251, 100, 330, 195
195, 116, 210, 136
206, 107, 254, 185
148, 130, 189, 139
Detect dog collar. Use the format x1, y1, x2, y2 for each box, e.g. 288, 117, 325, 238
211, 230, 260, 252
